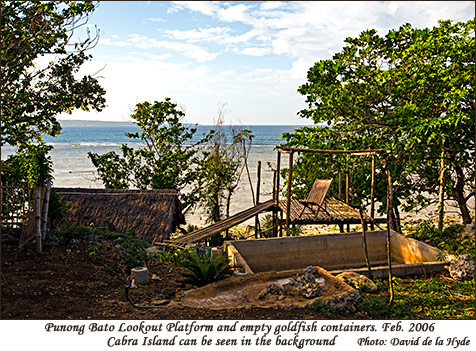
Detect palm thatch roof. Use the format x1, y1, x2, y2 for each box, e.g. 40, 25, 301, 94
54, 188, 185, 243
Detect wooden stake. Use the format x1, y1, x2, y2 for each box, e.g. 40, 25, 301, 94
438, 152, 445, 231
276, 151, 281, 205
338, 172, 342, 199
346, 170, 350, 232
286, 151, 294, 230
370, 154, 376, 230
384, 160, 394, 305
357, 198, 373, 279
272, 170, 277, 237
279, 210, 283, 237
35, 187, 42, 254
255, 161, 261, 238
41, 179, 51, 240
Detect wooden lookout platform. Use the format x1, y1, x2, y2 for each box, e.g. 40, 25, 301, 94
170, 145, 386, 245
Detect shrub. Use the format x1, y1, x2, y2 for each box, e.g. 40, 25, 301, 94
406, 220, 474, 259
182, 253, 233, 287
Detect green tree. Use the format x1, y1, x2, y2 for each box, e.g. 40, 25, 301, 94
1, 142, 53, 186
197, 105, 254, 223
1, 1, 106, 147
88, 98, 208, 208
283, 19, 475, 225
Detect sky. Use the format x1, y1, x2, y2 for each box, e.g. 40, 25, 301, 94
61, 1, 475, 125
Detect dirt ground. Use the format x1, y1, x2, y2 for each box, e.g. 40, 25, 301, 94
1, 239, 355, 320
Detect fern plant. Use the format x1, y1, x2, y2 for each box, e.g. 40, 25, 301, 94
182, 253, 232, 287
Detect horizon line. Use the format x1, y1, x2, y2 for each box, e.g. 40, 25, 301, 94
58, 119, 313, 126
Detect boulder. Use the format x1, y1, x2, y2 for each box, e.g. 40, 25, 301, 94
448, 254, 475, 281
336, 272, 378, 293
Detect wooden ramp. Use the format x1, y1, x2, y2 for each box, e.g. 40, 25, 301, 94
171, 200, 275, 245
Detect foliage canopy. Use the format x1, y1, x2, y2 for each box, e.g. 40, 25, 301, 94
89, 98, 208, 208
1, 1, 106, 146
283, 19, 475, 224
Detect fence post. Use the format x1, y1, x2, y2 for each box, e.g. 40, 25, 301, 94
35, 187, 42, 254
41, 179, 52, 240
285, 151, 294, 232
272, 170, 277, 237
254, 161, 261, 238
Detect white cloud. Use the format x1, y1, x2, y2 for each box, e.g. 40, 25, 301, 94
68, 1, 475, 125
164, 27, 232, 43
145, 17, 166, 23
100, 34, 219, 62
217, 3, 255, 24
169, 1, 220, 16
259, 2, 289, 11
166, 1, 474, 64
240, 47, 271, 57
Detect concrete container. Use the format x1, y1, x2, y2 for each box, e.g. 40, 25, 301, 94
225, 230, 448, 277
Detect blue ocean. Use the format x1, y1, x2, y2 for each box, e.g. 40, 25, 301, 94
3, 121, 308, 224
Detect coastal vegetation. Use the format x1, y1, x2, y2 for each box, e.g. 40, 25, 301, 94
88, 98, 206, 208
282, 18, 475, 228
89, 100, 254, 222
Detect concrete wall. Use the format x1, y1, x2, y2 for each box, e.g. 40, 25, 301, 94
225, 230, 444, 274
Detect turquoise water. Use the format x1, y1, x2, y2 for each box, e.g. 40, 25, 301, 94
41, 123, 301, 146
2, 121, 307, 224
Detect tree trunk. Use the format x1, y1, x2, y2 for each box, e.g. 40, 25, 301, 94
392, 206, 401, 232
447, 156, 472, 224
225, 192, 231, 218
212, 194, 221, 223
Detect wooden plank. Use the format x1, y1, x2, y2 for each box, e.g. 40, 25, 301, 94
277, 146, 382, 155
173, 200, 276, 244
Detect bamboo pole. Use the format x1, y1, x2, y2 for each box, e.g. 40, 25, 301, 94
276, 150, 281, 237
384, 160, 394, 305
41, 179, 51, 240
277, 146, 382, 155
35, 187, 42, 254
346, 168, 350, 232
357, 197, 373, 279
338, 172, 342, 199
272, 170, 277, 237
276, 151, 281, 205
438, 151, 446, 231
286, 151, 294, 231
279, 210, 283, 237
370, 154, 376, 230
255, 161, 261, 238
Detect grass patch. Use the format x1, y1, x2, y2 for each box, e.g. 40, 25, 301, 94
361, 275, 475, 319
358, 219, 475, 319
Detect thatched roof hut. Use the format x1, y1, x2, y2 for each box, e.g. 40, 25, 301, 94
54, 188, 185, 243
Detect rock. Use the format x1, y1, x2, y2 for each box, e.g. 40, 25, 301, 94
448, 254, 475, 281
336, 272, 378, 293
257, 283, 285, 300
327, 289, 362, 313
464, 223, 475, 234
145, 246, 163, 254
284, 266, 325, 299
